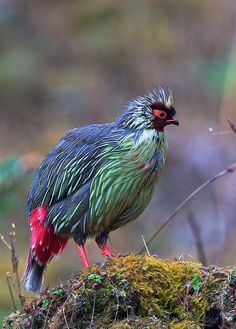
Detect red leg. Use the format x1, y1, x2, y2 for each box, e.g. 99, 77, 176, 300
77, 245, 89, 268
97, 243, 114, 257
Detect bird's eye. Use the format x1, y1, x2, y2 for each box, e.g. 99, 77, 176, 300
152, 109, 167, 119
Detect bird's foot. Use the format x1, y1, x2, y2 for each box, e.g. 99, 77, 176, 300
98, 243, 114, 257
77, 245, 89, 268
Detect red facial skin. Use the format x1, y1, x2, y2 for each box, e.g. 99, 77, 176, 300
152, 108, 179, 132
153, 117, 177, 132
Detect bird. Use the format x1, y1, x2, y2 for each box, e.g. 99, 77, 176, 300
23, 87, 179, 292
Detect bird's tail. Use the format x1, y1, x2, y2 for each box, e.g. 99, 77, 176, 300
23, 206, 69, 292
23, 251, 45, 293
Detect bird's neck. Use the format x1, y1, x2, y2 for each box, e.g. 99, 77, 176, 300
125, 128, 168, 177
134, 128, 165, 148
131, 128, 168, 162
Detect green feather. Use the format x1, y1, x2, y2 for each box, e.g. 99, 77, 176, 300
88, 130, 168, 233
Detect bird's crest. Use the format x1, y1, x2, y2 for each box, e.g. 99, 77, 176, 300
130, 87, 173, 109
117, 87, 174, 130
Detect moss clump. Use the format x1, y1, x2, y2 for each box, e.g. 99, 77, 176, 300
101, 255, 203, 320
3, 254, 236, 328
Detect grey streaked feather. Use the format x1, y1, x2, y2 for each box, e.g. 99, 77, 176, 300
23, 259, 45, 292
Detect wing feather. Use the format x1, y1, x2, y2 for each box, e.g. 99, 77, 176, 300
26, 124, 116, 216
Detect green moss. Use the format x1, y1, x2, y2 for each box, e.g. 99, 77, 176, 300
3, 255, 233, 329
102, 255, 203, 322
170, 320, 201, 329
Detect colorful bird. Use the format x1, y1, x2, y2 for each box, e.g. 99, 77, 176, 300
23, 87, 179, 292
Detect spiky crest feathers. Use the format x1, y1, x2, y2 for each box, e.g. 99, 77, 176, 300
117, 87, 174, 130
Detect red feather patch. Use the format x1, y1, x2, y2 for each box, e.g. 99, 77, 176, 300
29, 206, 69, 264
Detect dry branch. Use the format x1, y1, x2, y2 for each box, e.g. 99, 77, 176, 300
6, 273, 16, 311
139, 161, 236, 254
9, 230, 25, 306
187, 211, 207, 266
1, 224, 25, 308
227, 118, 236, 133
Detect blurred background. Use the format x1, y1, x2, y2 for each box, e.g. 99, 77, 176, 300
0, 0, 236, 322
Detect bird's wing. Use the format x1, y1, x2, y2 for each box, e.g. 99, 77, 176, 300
26, 124, 115, 216
44, 128, 139, 236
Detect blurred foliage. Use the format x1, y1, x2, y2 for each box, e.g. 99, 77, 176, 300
0, 0, 236, 322
0, 156, 25, 217
0, 153, 40, 217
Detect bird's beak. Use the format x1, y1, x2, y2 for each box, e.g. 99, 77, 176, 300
165, 119, 179, 126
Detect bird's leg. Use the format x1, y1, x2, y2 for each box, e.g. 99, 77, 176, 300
95, 233, 114, 257
73, 232, 89, 268
77, 245, 89, 268
98, 243, 113, 256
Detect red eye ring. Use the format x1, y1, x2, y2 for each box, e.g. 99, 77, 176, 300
153, 109, 167, 119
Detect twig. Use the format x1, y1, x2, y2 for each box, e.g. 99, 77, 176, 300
62, 307, 70, 329
90, 296, 96, 329
139, 161, 236, 254
7, 274, 18, 295
187, 211, 207, 266
6, 273, 16, 311
0, 232, 12, 250
1, 225, 25, 307
43, 299, 53, 329
9, 226, 25, 306
141, 235, 150, 256
9, 232, 18, 273
227, 118, 236, 133
113, 289, 120, 324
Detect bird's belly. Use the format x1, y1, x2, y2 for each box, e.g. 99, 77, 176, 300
88, 164, 162, 234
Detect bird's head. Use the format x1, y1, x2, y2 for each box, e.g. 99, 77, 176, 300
117, 87, 179, 132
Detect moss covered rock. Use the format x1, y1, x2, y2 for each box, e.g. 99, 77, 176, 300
3, 255, 236, 328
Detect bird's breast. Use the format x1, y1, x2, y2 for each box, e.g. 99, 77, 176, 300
130, 135, 167, 178
132, 150, 166, 180
87, 131, 168, 233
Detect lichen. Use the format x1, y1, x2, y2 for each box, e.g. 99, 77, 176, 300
3, 254, 235, 329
